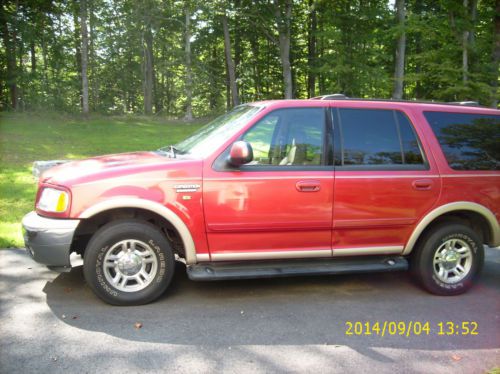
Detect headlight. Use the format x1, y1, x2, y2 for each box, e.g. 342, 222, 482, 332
37, 187, 69, 213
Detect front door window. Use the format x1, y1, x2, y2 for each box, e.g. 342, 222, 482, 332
241, 107, 326, 167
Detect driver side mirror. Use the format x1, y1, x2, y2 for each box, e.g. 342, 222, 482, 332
228, 141, 253, 167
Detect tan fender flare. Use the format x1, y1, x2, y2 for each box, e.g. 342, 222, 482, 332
79, 198, 197, 264
403, 201, 500, 255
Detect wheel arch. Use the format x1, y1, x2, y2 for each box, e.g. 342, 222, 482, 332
403, 201, 500, 255
76, 198, 197, 264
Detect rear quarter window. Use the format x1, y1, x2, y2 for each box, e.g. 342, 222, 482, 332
424, 111, 500, 171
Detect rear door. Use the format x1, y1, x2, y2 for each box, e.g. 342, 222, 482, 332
331, 106, 441, 255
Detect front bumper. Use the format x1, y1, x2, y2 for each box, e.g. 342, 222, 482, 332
22, 211, 80, 271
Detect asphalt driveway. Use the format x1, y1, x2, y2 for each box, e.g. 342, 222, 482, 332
1, 247, 499, 373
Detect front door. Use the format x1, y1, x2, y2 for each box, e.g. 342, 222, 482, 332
203, 107, 334, 261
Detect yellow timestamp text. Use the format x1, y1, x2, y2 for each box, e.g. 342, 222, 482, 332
345, 321, 478, 337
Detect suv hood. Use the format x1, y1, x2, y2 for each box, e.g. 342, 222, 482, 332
40, 152, 185, 186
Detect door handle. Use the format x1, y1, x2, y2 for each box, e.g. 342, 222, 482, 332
296, 180, 321, 192
412, 179, 433, 191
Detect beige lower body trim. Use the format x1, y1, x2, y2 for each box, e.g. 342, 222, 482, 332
332, 246, 404, 256
403, 201, 500, 255
209, 246, 404, 261
196, 254, 210, 262
211, 249, 332, 261
79, 198, 198, 264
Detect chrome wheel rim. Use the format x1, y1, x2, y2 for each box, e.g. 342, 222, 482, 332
103, 240, 158, 292
432, 238, 472, 284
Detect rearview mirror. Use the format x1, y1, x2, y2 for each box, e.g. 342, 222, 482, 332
228, 141, 253, 167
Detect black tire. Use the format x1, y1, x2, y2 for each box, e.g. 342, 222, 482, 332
83, 219, 175, 306
411, 223, 484, 296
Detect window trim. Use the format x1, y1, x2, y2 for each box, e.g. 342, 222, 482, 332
332, 107, 430, 171
212, 106, 334, 172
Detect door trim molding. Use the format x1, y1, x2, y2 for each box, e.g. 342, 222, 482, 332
332, 246, 404, 256
211, 249, 332, 261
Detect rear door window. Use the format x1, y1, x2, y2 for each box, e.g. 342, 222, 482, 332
333, 108, 426, 170
424, 111, 500, 170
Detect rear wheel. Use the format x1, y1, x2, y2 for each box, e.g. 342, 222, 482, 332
83, 219, 175, 305
411, 223, 484, 296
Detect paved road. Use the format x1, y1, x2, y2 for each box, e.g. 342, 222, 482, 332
1, 247, 499, 374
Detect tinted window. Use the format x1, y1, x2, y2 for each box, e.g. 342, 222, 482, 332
335, 109, 424, 168
397, 111, 425, 165
424, 111, 500, 170
242, 108, 326, 166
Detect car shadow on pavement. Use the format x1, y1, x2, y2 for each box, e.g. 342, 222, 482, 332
41, 248, 500, 352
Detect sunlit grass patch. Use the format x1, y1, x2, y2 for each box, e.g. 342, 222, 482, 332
0, 113, 203, 248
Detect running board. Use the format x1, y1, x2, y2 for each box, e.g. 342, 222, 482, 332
186, 256, 408, 281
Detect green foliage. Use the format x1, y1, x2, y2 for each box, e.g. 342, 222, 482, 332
0, 113, 203, 247
0, 0, 498, 114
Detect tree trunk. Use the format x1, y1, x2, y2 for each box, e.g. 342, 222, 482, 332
73, 2, 82, 107
225, 68, 230, 110
1, 6, 18, 109
233, 0, 241, 99
307, 0, 317, 98
468, 0, 477, 45
249, 33, 261, 99
143, 22, 154, 115
30, 40, 36, 74
317, 8, 325, 95
89, 0, 98, 111
413, 0, 423, 98
492, 0, 500, 108
209, 44, 218, 110
462, 0, 469, 84
80, 0, 89, 116
184, 6, 193, 121
274, 0, 293, 99
222, 14, 239, 107
392, 0, 406, 100
40, 15, 49, 96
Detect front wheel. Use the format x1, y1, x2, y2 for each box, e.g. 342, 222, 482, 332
411, 223, 484, 296
83, 219, 175, 305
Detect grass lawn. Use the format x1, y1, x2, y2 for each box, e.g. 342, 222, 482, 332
0, 112, 203, 248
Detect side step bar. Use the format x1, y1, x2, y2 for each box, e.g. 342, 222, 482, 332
186, 256, 408, 281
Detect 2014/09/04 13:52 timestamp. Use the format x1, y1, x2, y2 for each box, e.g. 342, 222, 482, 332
345, 321, 479, 337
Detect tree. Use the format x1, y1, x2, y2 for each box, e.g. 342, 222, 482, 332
392, 0, 406, 99
1, 1, 18, 110
491, 0, 499, 108
184, 3, 193, 121
274, 0, 293, 99
80, 0, 89, 116
221, 12, 239, 107
142, 2, 154, 115
307, 0, 317, 98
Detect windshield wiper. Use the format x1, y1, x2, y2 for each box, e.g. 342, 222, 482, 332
157, 145, 183, 158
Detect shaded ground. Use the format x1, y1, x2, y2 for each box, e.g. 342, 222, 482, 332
1, 247, 499, 373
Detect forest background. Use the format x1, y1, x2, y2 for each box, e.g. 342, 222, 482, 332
1, 0, 499, 117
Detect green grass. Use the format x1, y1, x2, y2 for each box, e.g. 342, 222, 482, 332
0, 112, 204, 248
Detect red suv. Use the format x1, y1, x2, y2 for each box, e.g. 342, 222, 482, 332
22, 97, 500, 305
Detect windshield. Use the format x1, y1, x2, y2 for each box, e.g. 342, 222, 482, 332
171, 105, 263, 158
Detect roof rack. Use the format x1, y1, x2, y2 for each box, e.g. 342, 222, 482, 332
448, 101, 480, 107
310, 94, 349, 100
308, 94, 483, 107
